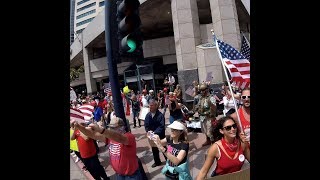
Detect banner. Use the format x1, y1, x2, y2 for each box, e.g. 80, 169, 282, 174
139, 107, 150, 120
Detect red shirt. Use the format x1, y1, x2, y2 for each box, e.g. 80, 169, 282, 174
238, 107, 250, 141
74, 130, 96, 158
105, 133, 138, 175
215, 143, 245, 175
98, 99, 108, 111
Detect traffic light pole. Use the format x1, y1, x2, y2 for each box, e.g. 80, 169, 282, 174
105, 0, 128, 132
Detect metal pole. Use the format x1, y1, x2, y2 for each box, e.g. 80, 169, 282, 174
105, 0, 128, 132
124, 71, 127, 86
152, 68, 156, 93
136, 65, 141, 92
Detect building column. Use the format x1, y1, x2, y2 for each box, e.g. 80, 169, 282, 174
189, 0, 240, 89
83, 47, 97, 95
171, 0, 201, 102
210, 0, 241, 49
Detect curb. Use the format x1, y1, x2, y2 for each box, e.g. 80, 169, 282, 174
70, 154, 94, 180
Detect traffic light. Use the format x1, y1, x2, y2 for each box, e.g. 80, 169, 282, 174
117, 0, 143, 63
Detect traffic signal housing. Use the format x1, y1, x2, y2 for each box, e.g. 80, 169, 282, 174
117, 0, 143, 63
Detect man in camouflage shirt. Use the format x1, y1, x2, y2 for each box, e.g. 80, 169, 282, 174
195, 83, 217, 146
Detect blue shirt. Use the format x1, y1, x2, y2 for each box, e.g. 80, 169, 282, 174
93, 107, 103, 122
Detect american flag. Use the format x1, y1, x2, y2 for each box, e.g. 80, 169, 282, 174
70, 108, 85, 123
240, 34, 250, 61
235, 81, 250, 89
185, 86, 194, 97
104, 82, 112, 94
215, 37, 250, 88
78, 104, 94, 121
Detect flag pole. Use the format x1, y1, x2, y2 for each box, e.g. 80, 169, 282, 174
211, 29, 243, 132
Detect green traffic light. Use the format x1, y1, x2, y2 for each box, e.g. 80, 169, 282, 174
127, 39, 136, 52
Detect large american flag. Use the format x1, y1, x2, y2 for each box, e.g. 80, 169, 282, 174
70, 108, 85, 123
78, 104, 94, 121
216, 38, 250, 88
240, 34, 250, 61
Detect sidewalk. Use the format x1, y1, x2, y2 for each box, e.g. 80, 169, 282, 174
70, 110, 247, 179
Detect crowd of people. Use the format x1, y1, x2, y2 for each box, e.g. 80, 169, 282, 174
70, 78, 250, 179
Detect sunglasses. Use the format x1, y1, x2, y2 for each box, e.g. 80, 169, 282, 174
241, 95, 250, 100
223, 124, 237, 131
171, 129, 181, 132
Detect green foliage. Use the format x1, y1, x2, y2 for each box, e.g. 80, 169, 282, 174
70, 65, 84, 82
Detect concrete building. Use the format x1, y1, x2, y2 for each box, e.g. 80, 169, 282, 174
73, 0, 105, 40
70, 0, 250, 101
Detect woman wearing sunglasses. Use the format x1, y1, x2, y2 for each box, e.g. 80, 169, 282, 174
150, 120, 192, 180
196, 116, 250, 179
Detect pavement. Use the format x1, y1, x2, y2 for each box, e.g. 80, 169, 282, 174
70, 110, 250, 180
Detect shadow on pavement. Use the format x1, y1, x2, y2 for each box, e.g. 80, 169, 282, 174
146, 166, 164, 180
187, 132, 199, 142
134, 132, 148, 141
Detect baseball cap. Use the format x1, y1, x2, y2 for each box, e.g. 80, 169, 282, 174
107, 116, 125, 128
167, 121, 186, 131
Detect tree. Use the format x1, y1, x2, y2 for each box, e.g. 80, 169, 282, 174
70, 65, 84, 82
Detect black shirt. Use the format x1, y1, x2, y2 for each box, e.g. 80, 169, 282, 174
169, 101, 183, 119
166, 136, 189, 167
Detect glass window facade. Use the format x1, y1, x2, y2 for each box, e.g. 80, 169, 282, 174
77, 2, 96, 12
99, 1, 105, 7
77, 0, 90, 6
76, 9, 96, 19
76, 17, 95, 27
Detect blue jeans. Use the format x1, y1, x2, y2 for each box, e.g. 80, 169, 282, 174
116, 169, 142, 180
169, 114, 183, 124
132, 110, 140, 127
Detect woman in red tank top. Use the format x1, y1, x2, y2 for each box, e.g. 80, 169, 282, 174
196, 116, 250, 179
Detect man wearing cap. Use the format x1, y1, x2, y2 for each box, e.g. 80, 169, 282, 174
71, 116, 142, 179
144, 99, 167, 168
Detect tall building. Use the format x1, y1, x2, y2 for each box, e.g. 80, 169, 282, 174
73, 0, 105, 38
70, 0, 75, 44
70, 0, 250, 96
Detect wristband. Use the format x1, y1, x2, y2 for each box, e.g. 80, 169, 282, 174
100, 128, 105, 134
